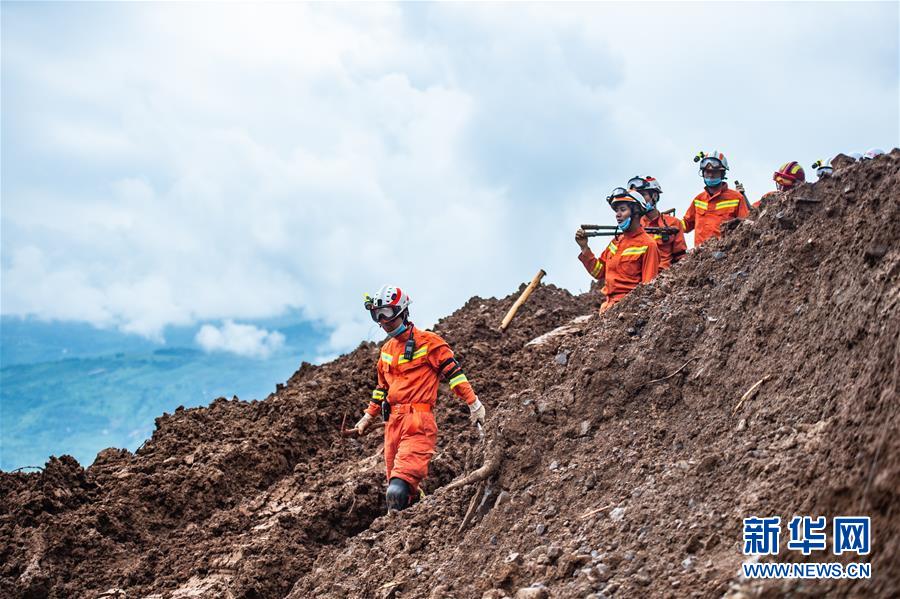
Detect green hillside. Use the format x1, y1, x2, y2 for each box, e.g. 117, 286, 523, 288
0, 316, 330, 471
1, 348, 313, 470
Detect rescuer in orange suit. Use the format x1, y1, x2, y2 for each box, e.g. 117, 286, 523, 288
353, 284, 485, 511
628, 175, 687, 269
576, 187, 660, 313
752, 161, 806, 208
682, 150, 749, 247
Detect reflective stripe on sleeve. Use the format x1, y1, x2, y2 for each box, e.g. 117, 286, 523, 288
449, 373, 469, 389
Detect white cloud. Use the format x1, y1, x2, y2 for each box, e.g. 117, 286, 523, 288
1, 2, 897, 352
195, 320, 285, 359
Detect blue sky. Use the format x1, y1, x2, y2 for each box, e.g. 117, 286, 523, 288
2, 2, 898, 355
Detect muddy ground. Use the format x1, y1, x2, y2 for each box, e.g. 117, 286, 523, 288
1, 151, 898, 599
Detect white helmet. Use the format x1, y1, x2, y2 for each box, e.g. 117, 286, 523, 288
811, 159, 833, 178
694, 150, 729, 172
606, 187, 651, 216
863, 148, 885, 160
848, 152, 863, 161
364, 285, 412, 323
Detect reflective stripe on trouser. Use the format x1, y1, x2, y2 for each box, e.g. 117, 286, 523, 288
383, 410, 437, 490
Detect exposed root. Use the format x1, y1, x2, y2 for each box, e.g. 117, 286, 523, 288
444, 450, 501, 491
457, 482, 484, 534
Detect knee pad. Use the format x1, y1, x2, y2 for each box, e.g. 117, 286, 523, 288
386, 477, 412, 511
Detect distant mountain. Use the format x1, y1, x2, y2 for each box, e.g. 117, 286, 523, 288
1, 317, 162, 365
0, 315, 330, 471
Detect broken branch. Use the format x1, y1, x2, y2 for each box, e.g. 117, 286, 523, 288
732, 375, 772, 416
380, 579, 406, 591
643, 358, 699, 386
579, 504, 614, 520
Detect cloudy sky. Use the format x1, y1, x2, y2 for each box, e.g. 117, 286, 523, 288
2, 2, 898, 354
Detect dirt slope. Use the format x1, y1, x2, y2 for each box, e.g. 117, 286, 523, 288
1, 151, 897, 599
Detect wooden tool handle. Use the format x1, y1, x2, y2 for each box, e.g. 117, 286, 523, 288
499, 269, 547, 332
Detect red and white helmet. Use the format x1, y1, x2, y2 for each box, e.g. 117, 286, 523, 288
628, 175, 663, 194
773, 161, 806, 188
364, 285, 412, 323
695, 150, 729, 172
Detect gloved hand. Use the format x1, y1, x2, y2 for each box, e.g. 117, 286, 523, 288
735, 181, 746, 196
354, 413, 374, 436
575, 228, 590, 251
468, 397, 486, 426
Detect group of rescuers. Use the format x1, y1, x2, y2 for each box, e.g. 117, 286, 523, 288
351, 148, 876, 512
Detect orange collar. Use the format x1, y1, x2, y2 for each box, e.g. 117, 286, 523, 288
705, 183, 730, 201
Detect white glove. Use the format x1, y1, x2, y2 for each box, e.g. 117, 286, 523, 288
468, 398, 486, 426
354, 413, 374, 436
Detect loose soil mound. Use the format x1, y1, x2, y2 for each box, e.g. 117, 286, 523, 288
2, 152, 897, 598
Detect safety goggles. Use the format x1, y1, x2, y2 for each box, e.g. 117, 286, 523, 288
607, 187, 631, 201
698, 157, 724, 170
370, 305, 401, 323
628, 176, 648, 190
773, 174, 796, 188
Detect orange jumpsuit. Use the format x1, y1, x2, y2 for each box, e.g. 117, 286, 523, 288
640, 212, 687, 269
682, 184, 749, 247
365, 326, 477, 491
579, 227, 660, 313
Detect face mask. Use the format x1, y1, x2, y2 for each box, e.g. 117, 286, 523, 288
618, 216, 632, 232
704, 177, 723, 187
385, 321, 408, 338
